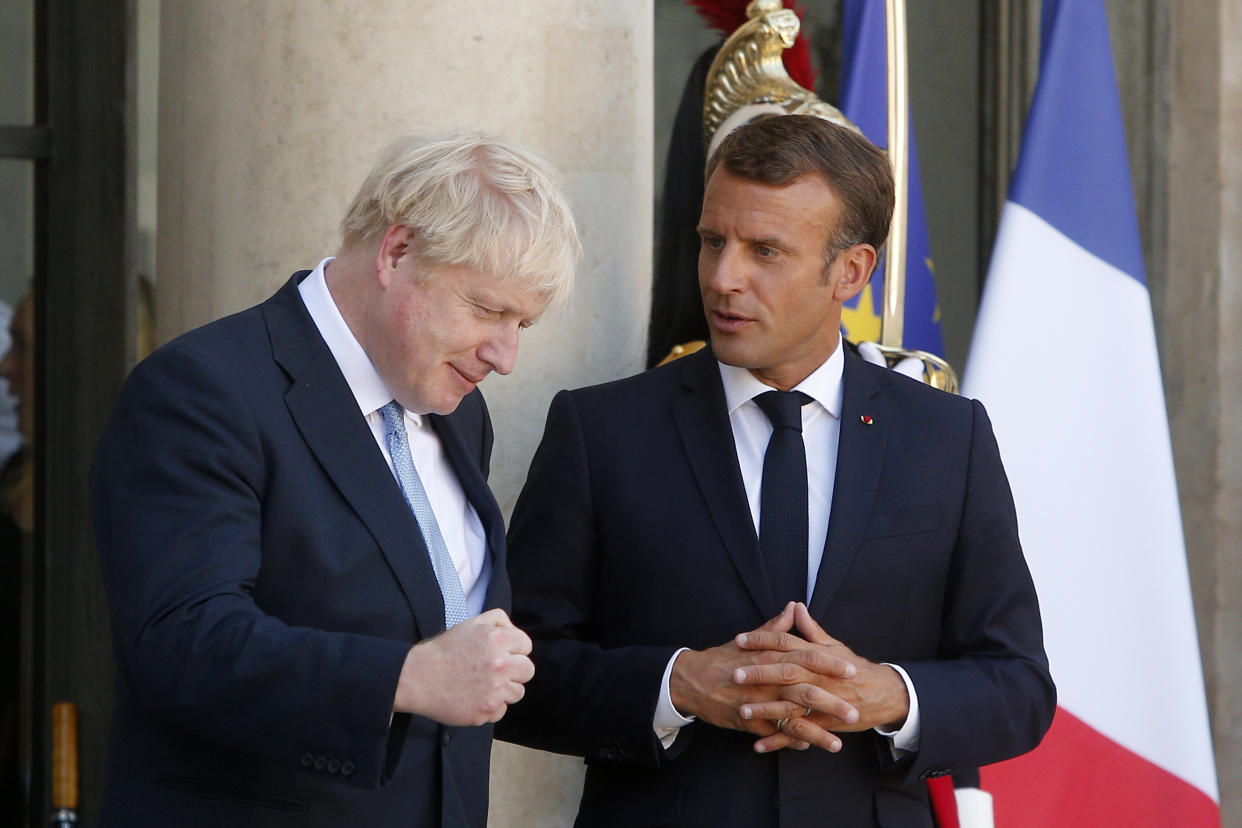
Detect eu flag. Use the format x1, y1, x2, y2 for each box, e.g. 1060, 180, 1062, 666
837, 0, 944, 357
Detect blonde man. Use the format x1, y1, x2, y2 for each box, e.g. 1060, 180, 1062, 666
92, 133, 579, 828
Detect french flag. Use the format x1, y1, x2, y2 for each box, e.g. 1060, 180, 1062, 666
963, 1, 1220, 825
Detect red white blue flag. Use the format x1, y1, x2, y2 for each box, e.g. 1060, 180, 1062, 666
963, 1, 1220, 824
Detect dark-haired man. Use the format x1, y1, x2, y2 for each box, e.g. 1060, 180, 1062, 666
499, 115, 1054, 827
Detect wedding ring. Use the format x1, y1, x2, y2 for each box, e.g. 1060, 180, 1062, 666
802, 706, 812, 717
776, 717, 790, 730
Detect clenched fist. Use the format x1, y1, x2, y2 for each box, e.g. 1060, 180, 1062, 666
393, 608, 535, 727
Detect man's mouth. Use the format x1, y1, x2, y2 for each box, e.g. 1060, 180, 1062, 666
710, 309, 753, 333
450, 364, 486, 386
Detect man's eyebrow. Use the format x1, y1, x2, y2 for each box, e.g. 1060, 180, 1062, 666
751, 235, 786, 248
747, 235, 797, 254
695, 225, 794, 252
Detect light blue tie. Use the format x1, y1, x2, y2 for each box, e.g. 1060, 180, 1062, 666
379, 401, 470, 628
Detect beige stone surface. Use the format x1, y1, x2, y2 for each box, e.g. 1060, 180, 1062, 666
488, 743, 585, 828
1212, 1, 1242, 822
158, 3, 651, 824
1164, 1, 1242, 823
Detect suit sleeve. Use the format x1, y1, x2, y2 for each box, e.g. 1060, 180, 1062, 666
496, 390, 679, 767
894, 398, 1056, 782
91, 345, 412, 789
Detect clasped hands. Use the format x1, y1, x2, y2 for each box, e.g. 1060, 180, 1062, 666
669, 602, 909, 754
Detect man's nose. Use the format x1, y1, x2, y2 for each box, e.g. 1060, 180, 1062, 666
702, 245, 745, 294
479, 324, 519, 376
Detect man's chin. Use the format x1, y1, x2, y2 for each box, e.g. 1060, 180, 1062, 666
397, 386, 464, 417
706, 335, 752, 370
426, 395, 466, 416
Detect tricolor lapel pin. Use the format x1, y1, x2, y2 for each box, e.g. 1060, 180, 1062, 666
860, 414, 874, 426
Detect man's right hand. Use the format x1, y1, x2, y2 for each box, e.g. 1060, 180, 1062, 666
668, 602, 842, 742
392, 608, 534, 726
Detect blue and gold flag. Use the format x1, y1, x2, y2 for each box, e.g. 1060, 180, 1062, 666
837, 0, 944, 356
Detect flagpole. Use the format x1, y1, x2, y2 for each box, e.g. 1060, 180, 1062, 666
881, 0, 909, 348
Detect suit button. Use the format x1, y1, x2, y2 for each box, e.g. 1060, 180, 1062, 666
441, 732, 451, 746
327, 759, 340, 774
314, 755, 327, 771
299, 752, 314, 768
340, 761, 355, 777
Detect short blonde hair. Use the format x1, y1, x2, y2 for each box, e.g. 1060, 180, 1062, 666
341, 133, 581, 309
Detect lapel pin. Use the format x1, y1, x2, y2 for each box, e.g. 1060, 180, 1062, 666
860, 414, 874, 426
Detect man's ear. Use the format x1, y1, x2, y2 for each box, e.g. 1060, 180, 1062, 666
832, 243, 877, 302
375, 224, 416, 287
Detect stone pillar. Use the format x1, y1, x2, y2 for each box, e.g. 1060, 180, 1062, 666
1207, 1, 1242, 818
1164, 1, 1242, 822
157, 2, 653, 824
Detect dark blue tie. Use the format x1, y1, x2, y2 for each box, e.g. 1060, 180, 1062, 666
754, 390, 812, 606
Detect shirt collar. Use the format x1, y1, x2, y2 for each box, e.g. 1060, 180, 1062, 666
298, 257, 421, 425
718, 336, 845, 420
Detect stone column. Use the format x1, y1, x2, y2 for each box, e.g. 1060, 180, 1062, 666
157, 2, 653, 824
1217, 4, 1242, 817
1164, 1, 1242, 822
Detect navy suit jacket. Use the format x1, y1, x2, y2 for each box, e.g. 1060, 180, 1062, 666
91, 274, 508, 827
498, 346, 1055, 828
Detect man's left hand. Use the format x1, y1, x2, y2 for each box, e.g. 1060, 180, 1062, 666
732, 603, 910, 753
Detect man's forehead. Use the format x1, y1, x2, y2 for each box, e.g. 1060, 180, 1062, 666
700, 171, 839, 231
707, 166, 835, 195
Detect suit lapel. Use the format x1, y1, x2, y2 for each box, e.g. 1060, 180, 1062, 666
674, 350, 775, 619
808, 348, 887, 617
428, 406, 508, 611
263, 275, 446, 639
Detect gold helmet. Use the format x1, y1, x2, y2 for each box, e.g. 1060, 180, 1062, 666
702, 0, 857, 156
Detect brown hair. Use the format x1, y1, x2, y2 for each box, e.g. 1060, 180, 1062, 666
705, 114, 895, 254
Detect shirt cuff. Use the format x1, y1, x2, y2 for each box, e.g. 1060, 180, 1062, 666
874, 662, 920, 756
653, 648, 696, 749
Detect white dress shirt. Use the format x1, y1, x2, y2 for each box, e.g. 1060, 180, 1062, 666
654, 341, 920, 754
298, 258, 490, 616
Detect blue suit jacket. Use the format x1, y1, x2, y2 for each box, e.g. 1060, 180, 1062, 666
91, 274, 507, 827
499, 346, 1055, 828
